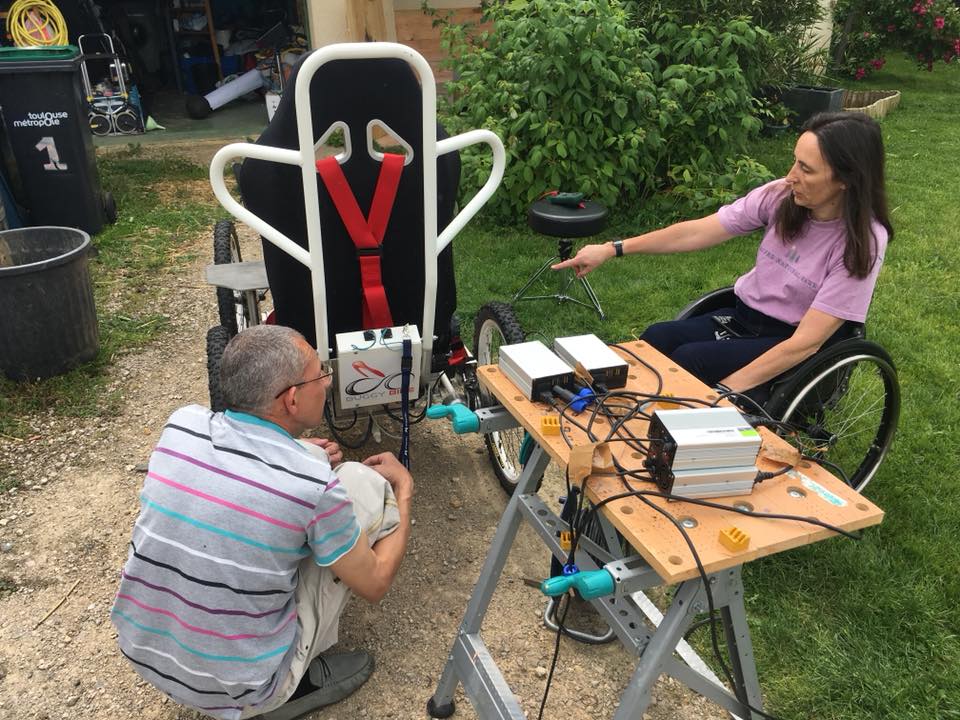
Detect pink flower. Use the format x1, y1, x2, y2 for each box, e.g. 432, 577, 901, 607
855, 67, 867, 79
934, 16, 945, 29
863, 31, 872, 38
954, 38, 960, 54
887, 23, 897, 32
871, 58, 886, 69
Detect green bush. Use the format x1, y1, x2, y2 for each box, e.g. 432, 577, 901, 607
625, 0, 824, 90
438, 0, 662, 221
643, 14, 764, 173
437, 0, 770, 223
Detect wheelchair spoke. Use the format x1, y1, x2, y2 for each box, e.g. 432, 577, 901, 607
772, 349, 899, 492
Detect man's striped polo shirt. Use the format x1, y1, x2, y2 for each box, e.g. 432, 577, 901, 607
111, 405, 360, 719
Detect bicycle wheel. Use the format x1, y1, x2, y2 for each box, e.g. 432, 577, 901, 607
473, 302, 542, 495
213, 220, 258, 336
765, 340, 900, 493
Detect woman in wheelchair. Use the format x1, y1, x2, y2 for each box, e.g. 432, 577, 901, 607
553, 112, 892, 400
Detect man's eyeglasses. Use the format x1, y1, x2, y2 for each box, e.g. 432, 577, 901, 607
274, 363, 334, 399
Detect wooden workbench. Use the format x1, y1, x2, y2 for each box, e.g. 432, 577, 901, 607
475, 339, 884, 583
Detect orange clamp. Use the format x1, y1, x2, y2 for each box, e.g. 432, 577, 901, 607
540, 415, 561, 436
719, 526, 750, 553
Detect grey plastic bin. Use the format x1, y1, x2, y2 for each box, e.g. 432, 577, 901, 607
0, 226, 98, 380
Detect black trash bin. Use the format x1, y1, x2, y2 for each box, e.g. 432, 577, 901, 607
0, 46, 113, 235
0, 226, 99, 380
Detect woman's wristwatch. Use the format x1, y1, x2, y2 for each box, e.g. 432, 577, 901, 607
612, 239, 624, 257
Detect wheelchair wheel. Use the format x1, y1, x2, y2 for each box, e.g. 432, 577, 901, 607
473, 302, 543, 495
765, 340, 899, 493
206, 325, 230, 413
214, 220, 259, 337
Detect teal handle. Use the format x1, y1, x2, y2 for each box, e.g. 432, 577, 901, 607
426, 403, 480, 434
539, 569, 615, 600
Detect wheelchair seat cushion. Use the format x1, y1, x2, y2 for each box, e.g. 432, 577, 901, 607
237, 53, 460, 353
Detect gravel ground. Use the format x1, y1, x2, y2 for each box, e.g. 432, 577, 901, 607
0, 144, 732, 720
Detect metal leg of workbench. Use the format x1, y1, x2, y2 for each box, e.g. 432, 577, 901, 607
719, 568, 763, 716
614, 566, 763, 720
427, 445, 554, 719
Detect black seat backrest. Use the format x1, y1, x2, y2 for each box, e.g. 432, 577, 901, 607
237, 52, 460, 352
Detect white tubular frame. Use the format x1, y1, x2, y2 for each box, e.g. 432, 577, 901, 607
209, 42, 506, 381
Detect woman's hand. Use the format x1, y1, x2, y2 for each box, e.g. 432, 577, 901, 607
551, 242, 615, 278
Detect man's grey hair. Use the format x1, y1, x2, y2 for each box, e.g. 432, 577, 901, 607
220, 325, 312, 414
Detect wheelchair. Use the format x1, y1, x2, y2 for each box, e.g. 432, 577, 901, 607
203, 43, 506, 452
676, 287, 900, 493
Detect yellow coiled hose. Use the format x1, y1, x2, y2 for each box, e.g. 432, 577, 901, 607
6, 0, 68, 47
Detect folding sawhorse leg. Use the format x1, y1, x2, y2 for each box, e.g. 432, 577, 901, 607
427, 438, 765, 719
427, 444, 552, 719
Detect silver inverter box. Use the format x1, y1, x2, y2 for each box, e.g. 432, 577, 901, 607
553, 334, 628, 388
498, 341, 574, 401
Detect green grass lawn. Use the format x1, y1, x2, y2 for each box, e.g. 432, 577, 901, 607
453, 54, 960, 719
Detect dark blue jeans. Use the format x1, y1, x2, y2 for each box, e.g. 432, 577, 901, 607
639, 300, 795, 389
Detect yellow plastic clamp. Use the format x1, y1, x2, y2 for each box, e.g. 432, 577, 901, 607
719, 526, 750, 553
558, 530, 572, 551
658, 392, 683, 411
540, 415, 561, 436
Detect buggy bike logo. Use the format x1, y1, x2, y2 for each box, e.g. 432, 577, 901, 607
13, 111, 69, 128
344, 361, 408, 396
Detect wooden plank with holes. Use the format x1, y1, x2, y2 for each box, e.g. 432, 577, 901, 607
477, 339, 884, 584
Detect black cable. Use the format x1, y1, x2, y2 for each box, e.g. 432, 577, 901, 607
609, 343, 664, 395
537, 593, 570, 720
803, 453, 851, 486
323, 404, 373, 449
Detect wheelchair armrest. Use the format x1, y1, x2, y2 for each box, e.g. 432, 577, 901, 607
436, 129, 506, 254
675, 286, 736, 320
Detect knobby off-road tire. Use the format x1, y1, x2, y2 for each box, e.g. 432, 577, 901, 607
213, 220, 259, 336
472, 301, 543, 495
206, 325, 230, 413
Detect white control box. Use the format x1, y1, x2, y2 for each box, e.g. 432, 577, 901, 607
334, 325, 421, 410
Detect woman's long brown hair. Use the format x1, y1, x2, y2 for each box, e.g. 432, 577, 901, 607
774, 112, 893, 279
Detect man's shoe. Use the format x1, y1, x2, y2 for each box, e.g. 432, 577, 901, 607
255, 651, 374, 720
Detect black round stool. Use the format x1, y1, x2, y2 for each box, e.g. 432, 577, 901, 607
513, 197, 608, 319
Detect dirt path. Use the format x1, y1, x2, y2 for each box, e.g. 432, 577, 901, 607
0, 147, 730, 720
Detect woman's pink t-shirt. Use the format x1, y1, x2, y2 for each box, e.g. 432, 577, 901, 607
717, 179, 888, 326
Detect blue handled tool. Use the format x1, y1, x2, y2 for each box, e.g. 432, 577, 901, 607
426, 403, 480, 434
540, 568, 615, 600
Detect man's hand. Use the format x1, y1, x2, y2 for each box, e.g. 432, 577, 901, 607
551, 242, 615, 278
301, 438, 343, 466
363, 451, 414, 503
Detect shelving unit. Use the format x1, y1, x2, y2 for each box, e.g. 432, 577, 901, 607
166, 0, 222, 93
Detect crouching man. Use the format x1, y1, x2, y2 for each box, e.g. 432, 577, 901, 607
111, 325, 413, 719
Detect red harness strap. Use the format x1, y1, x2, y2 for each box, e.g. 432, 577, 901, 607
315, 153, 405, 329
